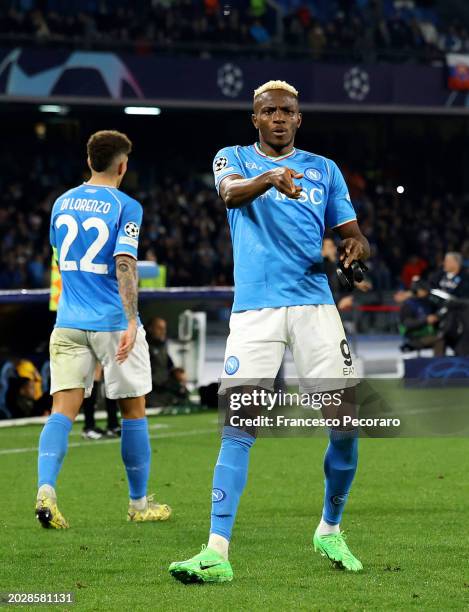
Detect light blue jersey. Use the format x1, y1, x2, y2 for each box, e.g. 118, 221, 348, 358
50, 183, 142, 331
213, 143, 356, 312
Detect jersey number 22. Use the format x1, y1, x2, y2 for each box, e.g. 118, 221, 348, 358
56, 214, 109, 275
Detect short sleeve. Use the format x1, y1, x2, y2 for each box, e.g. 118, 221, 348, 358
213, 146, 244, 194
113, 198, 143, 260
324, 160, 357, 229
49, 201, 58, 248
49, 219, 56, 248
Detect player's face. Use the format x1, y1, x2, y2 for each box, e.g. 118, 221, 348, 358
252, 90, 301, 151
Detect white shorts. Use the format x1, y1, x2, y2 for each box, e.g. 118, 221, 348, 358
50, 326, 152, 399
220, 304, 357, 392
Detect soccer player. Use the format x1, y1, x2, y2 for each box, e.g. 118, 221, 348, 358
35, 130, 171, 528
169, 81, 370, 582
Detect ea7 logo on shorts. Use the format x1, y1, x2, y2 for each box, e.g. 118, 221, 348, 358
124, 222, 140, 238
212, 488, 226, 502
304, 167, 322, 182
214, 156, 228, 173
224, 355, 239, 375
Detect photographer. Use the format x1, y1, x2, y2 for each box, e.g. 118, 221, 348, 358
398, 278, 440, 354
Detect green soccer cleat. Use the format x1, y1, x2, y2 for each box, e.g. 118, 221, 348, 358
169, 545, 233, 584
313, 529, 363, 572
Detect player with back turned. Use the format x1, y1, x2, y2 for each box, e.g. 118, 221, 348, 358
35, 130, 171, 528
169, 81, 370, 583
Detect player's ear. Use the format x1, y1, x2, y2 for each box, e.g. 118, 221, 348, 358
87, 156, 92, 171
118, 158, 127, 177
297, 112, 302, 129
251, 113, 259, 130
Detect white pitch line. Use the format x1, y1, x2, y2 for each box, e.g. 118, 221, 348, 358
0, 428, 217, 456
0, 422, 170, 438
0, 409, 167, 428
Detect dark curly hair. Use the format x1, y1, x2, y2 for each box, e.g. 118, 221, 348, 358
87, 130, 132, 173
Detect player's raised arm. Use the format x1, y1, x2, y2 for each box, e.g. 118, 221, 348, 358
219, 167, 303, 209
115, 254, 138, 364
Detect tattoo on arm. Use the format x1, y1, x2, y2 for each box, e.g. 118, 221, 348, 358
115, 255, 138, 322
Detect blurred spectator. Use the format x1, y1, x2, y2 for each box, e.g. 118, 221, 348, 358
297, 4, 313, 29
204, 0, 219, 17
16, 358, 42, 401
27, 253, 46, 288
418, 17, 438, 47
439, 24, 462, 52
395, 254, 469, 354
430, 252, 469, 298
398, 278, 440, 353
146, 316, 190, 406
308, 21, 327, 58
0, 0, 462, 60
5, 358, 51, 417
429, 254, 469, 355
5, 377, 37, 418
249, 19, 270, 44
250, 0, 267, 19
400, 254, 428, 289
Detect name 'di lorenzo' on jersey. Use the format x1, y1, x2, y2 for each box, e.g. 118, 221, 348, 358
59, 197, 112, 214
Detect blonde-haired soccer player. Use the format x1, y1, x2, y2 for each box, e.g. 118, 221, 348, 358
169, 81, 369, 582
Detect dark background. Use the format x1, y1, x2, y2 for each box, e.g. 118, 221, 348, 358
5, 103, 469, 194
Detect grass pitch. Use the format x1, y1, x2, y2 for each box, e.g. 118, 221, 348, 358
1, 411, 469, 611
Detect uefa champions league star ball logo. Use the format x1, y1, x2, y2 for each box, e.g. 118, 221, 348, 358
217, 63, 244, 98
423, 357, 469, 379
224, 355, 240, 375
214, 156, 228, 173
124, 222, 140, 238
344, 67, 370, 101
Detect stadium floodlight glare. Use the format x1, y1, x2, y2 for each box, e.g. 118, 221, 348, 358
397, 185, 405, 194
124, 106, 161, 116
38, 104, 69, 115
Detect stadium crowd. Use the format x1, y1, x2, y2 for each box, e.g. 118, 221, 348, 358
2, 0, 468, 59
0, 152, 468, 292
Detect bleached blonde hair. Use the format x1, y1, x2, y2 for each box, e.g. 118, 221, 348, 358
253, 80, 299, 99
